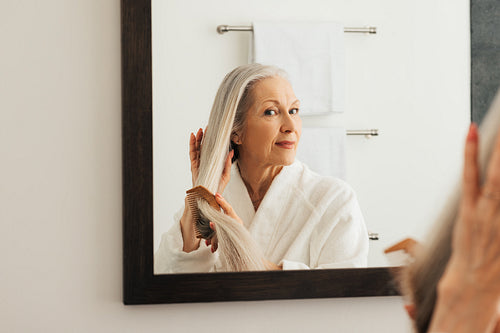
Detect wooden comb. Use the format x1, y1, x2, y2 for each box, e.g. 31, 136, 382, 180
186, 185, 220, 239
384, 238, 420, 257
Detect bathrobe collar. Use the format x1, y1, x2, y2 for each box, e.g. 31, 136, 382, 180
224, 160, 299, 255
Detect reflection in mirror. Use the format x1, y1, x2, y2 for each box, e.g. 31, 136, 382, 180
152, 0, 470, 274
154, 64, 369, 273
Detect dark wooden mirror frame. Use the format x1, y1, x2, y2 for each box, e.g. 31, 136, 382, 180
121, 0, 402, 305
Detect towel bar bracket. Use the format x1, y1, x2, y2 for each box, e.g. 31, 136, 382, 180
346, 129, 379, 138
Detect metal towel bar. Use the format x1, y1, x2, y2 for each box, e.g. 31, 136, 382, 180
217, 25, 377, 34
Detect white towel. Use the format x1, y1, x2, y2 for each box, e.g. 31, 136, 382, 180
251, 21, 345, 115
296, 127, 346, 179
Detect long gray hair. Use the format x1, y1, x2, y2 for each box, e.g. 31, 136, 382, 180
195, 63, 287, 271
402, 89, 500, 332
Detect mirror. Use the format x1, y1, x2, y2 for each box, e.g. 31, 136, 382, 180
122, 0, 471, 304
152, 0, 470, 271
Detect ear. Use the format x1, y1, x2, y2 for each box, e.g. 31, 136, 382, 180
231, 132, 242, 145
404, 303, 417, 320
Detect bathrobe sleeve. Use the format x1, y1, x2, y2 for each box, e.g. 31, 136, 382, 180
154, 207, 218, 274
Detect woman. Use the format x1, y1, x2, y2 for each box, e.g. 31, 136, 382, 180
155, 64, 368, 273
402, 90, 500, 332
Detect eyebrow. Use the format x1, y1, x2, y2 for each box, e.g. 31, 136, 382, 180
262, 99, 300, 105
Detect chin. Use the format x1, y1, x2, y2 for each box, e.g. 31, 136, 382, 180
268, 151, 296, 167
279, 155, 296, 166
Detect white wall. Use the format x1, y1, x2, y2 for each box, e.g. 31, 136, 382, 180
152, 0, 470, 267
0, 0, 420, 331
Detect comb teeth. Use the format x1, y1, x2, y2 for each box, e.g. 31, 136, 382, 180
186, 185, 220, 239
185, 193, 203, 239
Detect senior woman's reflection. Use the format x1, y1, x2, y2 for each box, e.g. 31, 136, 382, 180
155, 63, 368, 273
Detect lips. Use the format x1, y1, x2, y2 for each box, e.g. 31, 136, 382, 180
275, 141, 295, 149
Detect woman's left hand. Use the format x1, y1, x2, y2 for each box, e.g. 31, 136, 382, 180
429, 123, 500, 332
206, 193, 282, 270
443, 123, 500, 296
204, 193, 243, 253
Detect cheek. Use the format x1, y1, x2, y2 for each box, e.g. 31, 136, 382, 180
296, 119, 302, 141
256, 126, 278, 149
250, 123, 277, 142
241, 123, 276, 152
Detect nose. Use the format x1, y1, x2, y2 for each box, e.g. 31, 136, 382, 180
280, 112, 299, 133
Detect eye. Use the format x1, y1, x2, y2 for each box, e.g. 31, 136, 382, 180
264, 109, 277, 116
289, 108, 299, 115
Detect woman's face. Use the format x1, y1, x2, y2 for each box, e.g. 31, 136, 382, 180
235, 76, 302, 167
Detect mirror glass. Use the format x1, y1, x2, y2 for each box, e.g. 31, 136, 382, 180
152, 0, 470, 273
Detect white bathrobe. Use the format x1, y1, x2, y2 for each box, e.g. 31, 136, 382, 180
154, 160, 368, 273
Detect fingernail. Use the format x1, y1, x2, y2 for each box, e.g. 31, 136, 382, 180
215, 193, 222, 198
467, 123, 478, 141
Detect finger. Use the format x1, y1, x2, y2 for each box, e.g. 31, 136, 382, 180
218, 150, 234, 193
196, 129, 203, 161
210, 233, 218, 253
190, 131, 202, 160
208, 225, 218, 253
462, 123, 480, 207
215, 193, 237, 219
225, 150, 234, 170
484, 123, 500, 190
196, 128, 203, 149
189, 132, 197, 162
